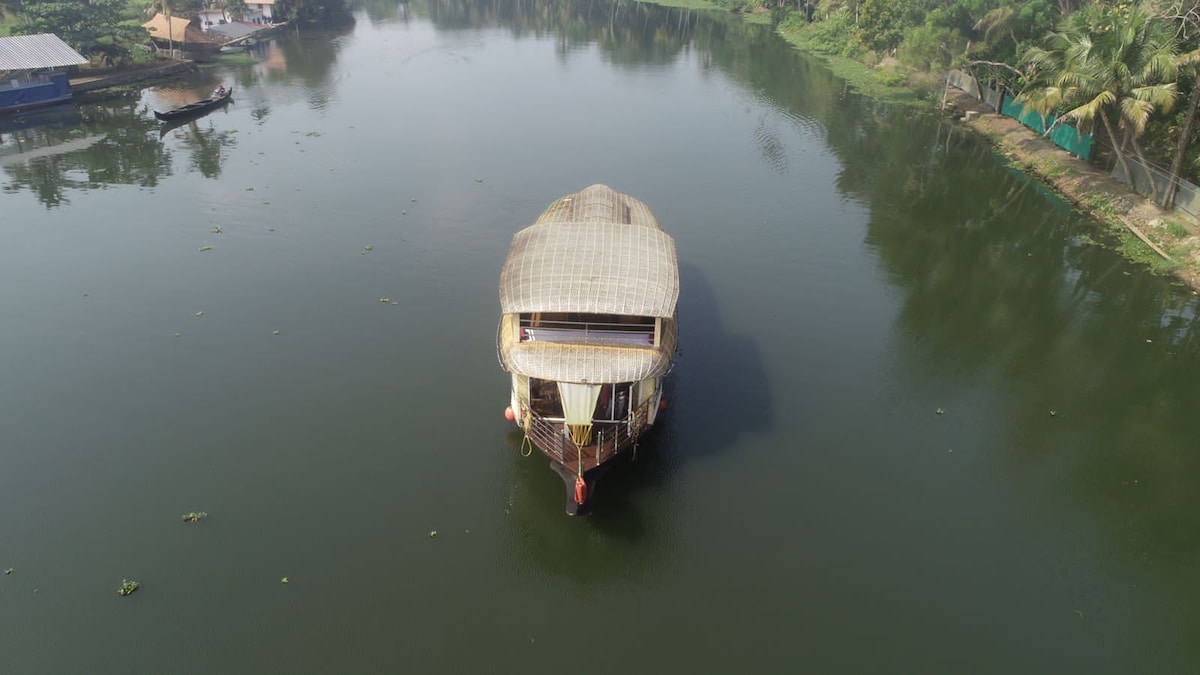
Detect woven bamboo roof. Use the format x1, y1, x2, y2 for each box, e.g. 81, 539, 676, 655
143, 14, 195, 44
503, 341, 673, 384
499, 185, 679, 318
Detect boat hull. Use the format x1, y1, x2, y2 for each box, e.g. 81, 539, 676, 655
0, 73, 74, 115
153, 88, 233, 122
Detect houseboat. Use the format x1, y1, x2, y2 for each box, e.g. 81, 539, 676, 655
497, 184, 679, 514
0, 34, 88, 115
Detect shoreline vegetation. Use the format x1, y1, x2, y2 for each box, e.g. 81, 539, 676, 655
637, 0, 1200, 291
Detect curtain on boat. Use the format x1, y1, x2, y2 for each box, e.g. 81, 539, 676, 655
558, 382, 601, 446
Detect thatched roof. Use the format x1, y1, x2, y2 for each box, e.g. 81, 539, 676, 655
502, 341, 673, 384
499, 185, 679, 318
143, 14, 194, 44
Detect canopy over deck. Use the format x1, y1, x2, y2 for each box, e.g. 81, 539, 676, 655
503, 341, 672, 384
499, 185, 679, 318
0, 34, 87, 71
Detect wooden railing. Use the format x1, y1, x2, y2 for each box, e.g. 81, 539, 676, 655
520, 395, 654, 470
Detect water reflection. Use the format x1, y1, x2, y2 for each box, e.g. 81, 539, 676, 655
1, 100, 170, 207
502, 428, 673, 595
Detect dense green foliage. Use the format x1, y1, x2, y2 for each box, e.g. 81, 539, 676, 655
14, 0, 147, 61
778, 0, 1200, 197
4, 0, 353, 60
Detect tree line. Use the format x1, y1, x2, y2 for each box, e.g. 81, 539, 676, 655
3, 1, 352, 64
746, 0, 1200, 206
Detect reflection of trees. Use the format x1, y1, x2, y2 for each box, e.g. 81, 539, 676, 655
402, 0, 707, 67
232, 26, 355, 112
836, 100, 1200, 593
2, 102, 172, 208
1, 95, 245, 207
172, 120, 237, 178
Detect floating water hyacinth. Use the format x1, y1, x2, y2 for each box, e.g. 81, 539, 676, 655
936, 408, 944, 415
379, 297, 390, 303
273, 330, 280, 335
118, 579, 139, 596
212, 226, 223, 234
4, 568, 12, 575
281, 577, 289, 584
363, 245, 373, 251
429, 530, 438, 538
181, 511, 208, 523
195, 311, 204, 317
200, 246, 213, 252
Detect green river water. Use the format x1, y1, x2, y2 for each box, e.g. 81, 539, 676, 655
2, 1, 1198, 672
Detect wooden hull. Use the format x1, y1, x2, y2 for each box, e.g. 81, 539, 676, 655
154, 88, 232, 121
509, 374, 664, 514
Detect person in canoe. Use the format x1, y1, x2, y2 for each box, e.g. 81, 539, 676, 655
213, 85, 227, 98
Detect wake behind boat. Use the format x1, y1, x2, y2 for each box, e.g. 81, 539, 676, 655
153, 86, 232, 122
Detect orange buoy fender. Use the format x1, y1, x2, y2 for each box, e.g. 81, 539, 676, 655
574, 476, 588, 505
658, 398, 668, 412
504, 406, 516, 422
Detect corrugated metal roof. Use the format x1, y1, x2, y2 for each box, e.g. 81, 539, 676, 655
0, 34, 88, 71
499, 185, 680, 318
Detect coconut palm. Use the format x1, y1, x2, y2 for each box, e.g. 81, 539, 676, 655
1020, 4, 1179, 199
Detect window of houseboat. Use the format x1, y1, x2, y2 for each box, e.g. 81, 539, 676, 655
518, 313, 655, 346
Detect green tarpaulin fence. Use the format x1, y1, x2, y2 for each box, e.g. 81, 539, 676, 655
1000, 95, 1093, 160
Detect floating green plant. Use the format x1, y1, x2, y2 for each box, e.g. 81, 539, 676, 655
429, 530, 438, 538
936, 408, 944, 415
272, 330, 280, 336
379, 297, 390, 303
4, 568, 13, 575
363, 245, 373, 251
195, 311, 204, 317
199, 246, 213, 252
181, 511, 208, 523
212, 226, 223, 234
118, 579, 139, 596
281, 577, 289, 584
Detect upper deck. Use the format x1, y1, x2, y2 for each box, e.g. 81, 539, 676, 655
499, 184, 679, 319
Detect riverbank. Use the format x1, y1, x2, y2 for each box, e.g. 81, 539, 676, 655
70, 59, 197, 94
769, 21, 1200, 290
635, 0, 1200, 289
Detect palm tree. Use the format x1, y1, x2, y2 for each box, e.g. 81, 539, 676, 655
1163, 48, 1200, 207
1021, 4, 1179, 198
